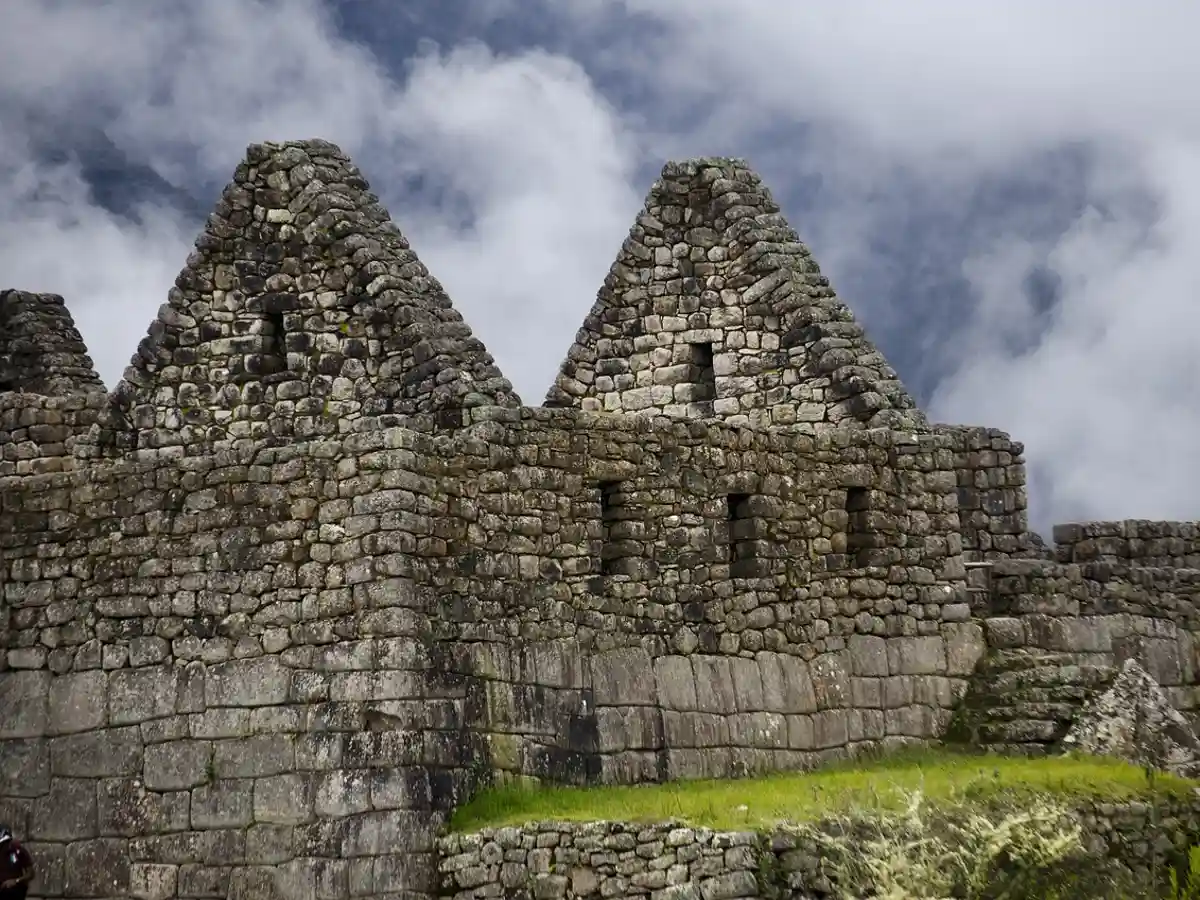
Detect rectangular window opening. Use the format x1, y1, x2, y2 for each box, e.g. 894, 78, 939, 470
598, 480, 624, 576
264, 310, 287, 365
845, 486, 871, 555
688, 342, 716, 403
726, 492, 752, 564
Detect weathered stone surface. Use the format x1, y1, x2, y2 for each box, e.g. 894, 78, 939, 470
544, 159, 926, 433
441, 802, 1200, 900
1063, 658, 1200, 776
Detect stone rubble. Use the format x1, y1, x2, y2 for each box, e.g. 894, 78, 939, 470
1063, 658, 1200, 777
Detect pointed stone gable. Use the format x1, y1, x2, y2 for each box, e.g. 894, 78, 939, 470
106, 139, 519, 452
0, 290, 104, 396
545, 158, 926, 432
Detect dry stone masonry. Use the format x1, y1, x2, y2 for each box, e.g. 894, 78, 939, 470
0, 140, 1197, 900
440, 803, 1200, 900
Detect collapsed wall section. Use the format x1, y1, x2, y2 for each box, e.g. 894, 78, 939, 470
950, 521, 1200, 753
101, 139, 520, 456
546, 158, 927, 433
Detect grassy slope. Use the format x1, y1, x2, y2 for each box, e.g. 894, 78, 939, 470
450, 749, 1200, 833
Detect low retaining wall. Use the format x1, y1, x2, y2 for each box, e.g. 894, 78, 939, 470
439, 797, 1200, 899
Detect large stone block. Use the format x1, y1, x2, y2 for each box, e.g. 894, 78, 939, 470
847, 635, 888, 677
254, 773, 314, 825
109, 665, 181, 725
887, 636, 948, 676
144, 740, 212, 791
98, 778, 190, 836
0, 739, 49, 797
31, 777, 97, 841
692, 657, 737, 714
654, 656, 698, 711
214, 734, 296, 779
50, 726, 143, 777
130, 863, 179, 900
191, 779, 254, 829
590, 648, 656, 706
207, 657, 291, 707
943, 622, 986, 676
48, 670, 107, 734
64, 838, 131, 897
728, 657, 765, 712
314, 769, 372, 819
0, 671, 49, 738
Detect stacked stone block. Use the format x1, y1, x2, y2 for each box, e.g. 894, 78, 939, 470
99, 140, 520, 457
545, 158, 926, 433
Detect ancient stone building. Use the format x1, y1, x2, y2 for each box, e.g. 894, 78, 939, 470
1, 140, 1197, 900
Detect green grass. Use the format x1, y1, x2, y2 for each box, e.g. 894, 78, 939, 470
449, 748, 1200, 833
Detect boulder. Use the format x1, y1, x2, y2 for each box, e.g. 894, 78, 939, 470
1061, 658, 1200, 777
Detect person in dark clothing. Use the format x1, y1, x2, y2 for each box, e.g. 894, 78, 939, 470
0, 825, 33, 900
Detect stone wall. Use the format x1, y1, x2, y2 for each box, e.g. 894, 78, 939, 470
97, 139, 520, 458
0, 411, 987, 899
0, 392, 106, 476
1053, 521, 1200, 567
0, 291, 105, 398
933, 425, 1048, 563
951, 541, 1200, 752
439, 799, 1200, 900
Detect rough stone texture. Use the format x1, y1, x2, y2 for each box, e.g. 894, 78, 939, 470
0, 291, 105, 397
950, 538, 1200, 755
97, 139, 521, 457
1063, 658, 1200, 777
545, 158, 927, 432
440, 801, 1200, 900
1, 140, 1199, 900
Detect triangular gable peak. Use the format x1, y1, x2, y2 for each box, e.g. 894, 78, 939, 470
106, 139, 519, 452
545, 157, 926, 432
0, 290, 104, 396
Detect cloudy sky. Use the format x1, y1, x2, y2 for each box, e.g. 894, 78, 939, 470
1, 0, 1197, 537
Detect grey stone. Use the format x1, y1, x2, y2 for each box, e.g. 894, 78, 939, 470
0, 671, 49, 738
1063, 658, 1200, 776
144, 740, 212, 790
48, 670, 106, 734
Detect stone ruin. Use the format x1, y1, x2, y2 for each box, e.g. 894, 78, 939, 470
1, 139, 1198, 900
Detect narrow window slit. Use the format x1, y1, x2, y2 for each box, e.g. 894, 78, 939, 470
726, 492, 752, 565
845, 486, 872, 561
598, 480, 624, 576
264, 310, 287, 370
688, 342, 716, 403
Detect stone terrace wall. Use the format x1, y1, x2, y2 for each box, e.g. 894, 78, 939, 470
0, 411, 981, 899
440, 799, 1200, 900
